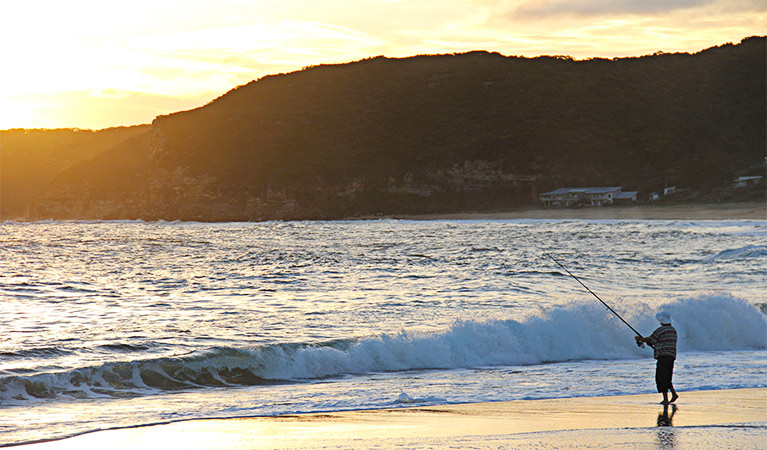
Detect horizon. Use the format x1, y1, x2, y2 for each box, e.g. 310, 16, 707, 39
2, 0, 765, 130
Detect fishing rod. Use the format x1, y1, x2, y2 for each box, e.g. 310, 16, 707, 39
541, 250, 647, 345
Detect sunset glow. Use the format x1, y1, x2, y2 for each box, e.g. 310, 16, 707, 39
2, 0, 764, 130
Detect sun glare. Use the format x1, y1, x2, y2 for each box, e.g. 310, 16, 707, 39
1, 0, 764, 130
0, 97, 44, 130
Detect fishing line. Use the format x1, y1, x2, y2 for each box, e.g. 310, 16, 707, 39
540, 249, 646, 344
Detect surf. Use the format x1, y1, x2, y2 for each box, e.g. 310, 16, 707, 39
3, 293, 763, 404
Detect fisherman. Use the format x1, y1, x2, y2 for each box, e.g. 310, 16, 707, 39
635, 311, 679, 405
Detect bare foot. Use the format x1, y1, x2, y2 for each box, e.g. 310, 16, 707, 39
670, 394, 679, 403
660, 400, 669, 405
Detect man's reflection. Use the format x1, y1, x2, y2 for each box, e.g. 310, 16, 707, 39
657, 403, 677, 427
656, 404, 677, 448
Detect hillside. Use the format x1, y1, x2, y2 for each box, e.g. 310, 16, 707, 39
0, 126, 150, 219
8, 36, 767, 221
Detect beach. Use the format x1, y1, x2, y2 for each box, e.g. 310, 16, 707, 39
395, 201, 766, 221
2, 219, 765, 448
20, 388, 767, 449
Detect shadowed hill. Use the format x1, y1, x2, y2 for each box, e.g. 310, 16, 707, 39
18, 36, 767, 221
31, 130, 152, 219
0, 126, 150, 219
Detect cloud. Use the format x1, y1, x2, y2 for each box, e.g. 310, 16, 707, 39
469, 0, 765, 59
2, 0, 764, 129
510, 0, 735, 18
125, 20, 389, 79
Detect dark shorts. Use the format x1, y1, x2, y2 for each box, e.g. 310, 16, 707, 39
655, 355, 675, 393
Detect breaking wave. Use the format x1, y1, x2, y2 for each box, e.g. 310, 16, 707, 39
704, 245, 767, 261
2, 294, 764, 403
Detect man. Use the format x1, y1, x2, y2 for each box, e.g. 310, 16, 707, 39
635, 311, 679, 405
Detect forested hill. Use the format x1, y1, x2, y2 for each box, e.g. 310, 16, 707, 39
7, 36, 767, 221
0, 126, 150, 219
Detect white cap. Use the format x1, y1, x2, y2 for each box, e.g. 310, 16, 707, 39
656, 311, 672, 324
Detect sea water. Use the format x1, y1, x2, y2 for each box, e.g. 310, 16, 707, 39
1, 219, 765, 446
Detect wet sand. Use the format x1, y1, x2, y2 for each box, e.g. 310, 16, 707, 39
21, 388, 767, 449
394, 201, 766, 221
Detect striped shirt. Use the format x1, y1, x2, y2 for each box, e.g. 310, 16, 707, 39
648, 325, 677, 359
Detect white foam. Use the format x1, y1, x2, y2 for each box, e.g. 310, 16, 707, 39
2, 294, 763, 403
247, 293, 766, 380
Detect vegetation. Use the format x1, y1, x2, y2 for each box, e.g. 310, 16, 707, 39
3, 37, 765, 220
1, 126, 149, 218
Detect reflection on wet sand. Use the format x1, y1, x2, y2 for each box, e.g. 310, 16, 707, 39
657, 404, 677, 448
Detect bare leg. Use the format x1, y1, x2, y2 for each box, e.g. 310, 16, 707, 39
661, 391, 669, 405
669, 384, 679, 403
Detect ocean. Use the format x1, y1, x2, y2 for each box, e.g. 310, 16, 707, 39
1, 219, 765, 446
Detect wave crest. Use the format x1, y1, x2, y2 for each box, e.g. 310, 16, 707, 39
2, 294, 763, 402
705, 245, 767, 261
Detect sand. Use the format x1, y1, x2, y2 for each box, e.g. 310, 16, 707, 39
393, 201, 766, 221
20, 388, 767, 449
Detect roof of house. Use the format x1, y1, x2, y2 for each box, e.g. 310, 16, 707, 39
541, 187, 623, 196
614, 191, 638, 199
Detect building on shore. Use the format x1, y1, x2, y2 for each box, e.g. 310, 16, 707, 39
539, 187, 637, 207
733, 176, 763, 188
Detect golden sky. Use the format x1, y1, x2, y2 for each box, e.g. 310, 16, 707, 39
2, 0, 764, 130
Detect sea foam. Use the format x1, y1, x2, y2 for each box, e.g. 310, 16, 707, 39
1, 294, 763, 402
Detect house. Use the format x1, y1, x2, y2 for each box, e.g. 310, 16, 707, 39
540, 187, 627, 207
664, 186, 677, 196
614, 191, 638, 202
733, 176, 763, 188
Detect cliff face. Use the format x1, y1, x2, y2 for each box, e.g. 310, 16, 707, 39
22, 37, 767, 221
140, 122, 314, 220
140, 127, 530, 221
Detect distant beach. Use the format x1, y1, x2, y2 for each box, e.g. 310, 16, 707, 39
394, 201, 766, 221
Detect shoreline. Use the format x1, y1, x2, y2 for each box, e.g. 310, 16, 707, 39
392, 201, 767, 221
19, 388, 767, 449
4, 201, 765, 224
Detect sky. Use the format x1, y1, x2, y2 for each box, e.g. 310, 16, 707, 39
1, 0, 764, 130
